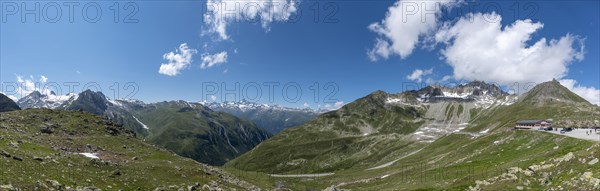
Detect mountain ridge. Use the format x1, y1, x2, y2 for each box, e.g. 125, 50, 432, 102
15, 90, 271, 166
203, 99, 322, 134
226, 80, 600, 175
0, 93, 20, 112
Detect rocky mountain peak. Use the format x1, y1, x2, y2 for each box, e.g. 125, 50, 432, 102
519, 80, 589, 105
410, 81, 513, 106
63, 90, 110, 115
0, 93, 20, 112
17, 91, 77, 109
29, 90, 44, 98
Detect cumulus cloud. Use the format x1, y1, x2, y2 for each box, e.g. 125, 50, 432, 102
559, 79, 600, 105
435, 12, 584, 92
406, 68, 433, 82
159, 43, 198, 76
323, 101, 345, 111
40, 75, 48, 83
369, 1, 593, 101
203, 0, 298, 40
201, 51, 228, 69
11, 75, 54, 99
368, 0, 457, 61
0, 91, 18, 101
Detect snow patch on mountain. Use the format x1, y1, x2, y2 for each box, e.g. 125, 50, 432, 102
202, 99, 325, 113
414, 81, 518, 108
438, 91, 471, 99
132, 116, 149, 130
17, 91, 79, 109
79, 153, 100, 159
108, 99, 123, 107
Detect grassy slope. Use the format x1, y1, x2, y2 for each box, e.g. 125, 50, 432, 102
0, 109, 266, 190
132, 102, 270, 166
226, 91, 427, 174
466, 98, 599, 133
226, 81, 600, 190
226, 130, 598, 190
211, 107, 319, 134
341, 130, 596, 190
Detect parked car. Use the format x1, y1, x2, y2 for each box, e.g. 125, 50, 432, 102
560, 129, 566, 134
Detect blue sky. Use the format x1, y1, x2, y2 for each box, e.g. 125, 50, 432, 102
1, 0, 599, 107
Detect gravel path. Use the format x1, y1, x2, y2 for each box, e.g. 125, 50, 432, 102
267, 173, 334, 178
366, 148, 425, 170
540, 128, 600, 142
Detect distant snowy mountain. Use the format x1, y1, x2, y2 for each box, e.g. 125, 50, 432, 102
410, 81, 518, 108
201, 99, 324, 113
17, 91, 78, 109
202, 99, 323, 134
16, 90, 270, 165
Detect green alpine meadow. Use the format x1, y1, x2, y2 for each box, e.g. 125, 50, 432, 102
2, 0, 599, 190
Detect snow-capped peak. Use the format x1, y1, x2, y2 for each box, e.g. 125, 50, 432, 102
202, 99, 323, 113
17, 91, 78, 109
411, 81, 517, 108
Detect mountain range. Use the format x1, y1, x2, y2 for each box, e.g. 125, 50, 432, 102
226, 79, 600, 190
203, 99, 322, 134
17, 90, 77, 109
14, 90, 270, 165
2, 79, 599, 190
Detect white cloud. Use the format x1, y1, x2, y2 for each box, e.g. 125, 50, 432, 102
203, 0, 298, 40
441, 75, 453, 82
0, 91, 18, 101
13, 75, 54, 98
40, 75, 48, 83
559, 79, 600, 105
303, 102, 309, 108
406, 68, 433, 82
435, 12, 584, 91
210, 95, 218, 102
368, 0, 457, 61
334, 101, 345, 108
323, 101, 345, 110
159, 43, 198, 76
201, 51, 228, 69
367, 1, 595, 103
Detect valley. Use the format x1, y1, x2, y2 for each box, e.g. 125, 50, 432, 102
1, 80, 599, 190
3, 0, 599, 189
225, 80, 600, 190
